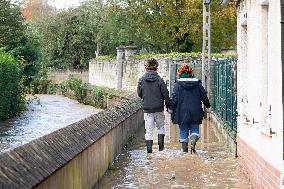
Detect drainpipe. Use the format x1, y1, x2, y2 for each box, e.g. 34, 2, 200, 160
281, 1, 284, 187
281, 0, 284, 161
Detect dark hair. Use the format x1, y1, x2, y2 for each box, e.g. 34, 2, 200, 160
145, 58, 159, 70
147, 67, 157, 71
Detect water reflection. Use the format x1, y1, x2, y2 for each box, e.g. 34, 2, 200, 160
0, 95, 101, 153
96, 119, 251, 189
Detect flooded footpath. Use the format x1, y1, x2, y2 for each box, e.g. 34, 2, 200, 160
0, 95, 101, 153
96, 118, 251, 189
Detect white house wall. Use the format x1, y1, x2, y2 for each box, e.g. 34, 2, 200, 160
237, 0, 283, 188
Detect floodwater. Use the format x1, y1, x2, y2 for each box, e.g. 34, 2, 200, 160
0, 95, 101, 153
96, 118, 251, 189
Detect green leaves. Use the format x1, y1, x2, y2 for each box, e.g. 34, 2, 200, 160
127, 52, 236, 60
39, 1, 106, 69
0, 0, 41, 86
0, 0, 25, 50
0, 51, 25, 120
99, 0, 236, 54
30, 0, 237, 69
59, 77, 112, 109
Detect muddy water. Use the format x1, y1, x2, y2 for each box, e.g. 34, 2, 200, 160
96, 119, 251, 189
0, 95, 101, 153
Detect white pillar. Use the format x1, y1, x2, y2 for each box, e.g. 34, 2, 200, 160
116, 46, 124, 89
124, 45, 137, 61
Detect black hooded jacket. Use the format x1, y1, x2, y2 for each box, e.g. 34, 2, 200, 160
137, 71, 170, 113
170, 78, 211, 125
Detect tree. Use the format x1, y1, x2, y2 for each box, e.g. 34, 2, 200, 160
21, 0, 56, 22
102, 0, 236, 53
40, 1, 107, 69
0, 0, 42, 85
211, 3, 237, 52
78, 0, 108, 57
0, 50, 25, 120
0, 0, 25, 50
10, 23, 42, 85
37, 0, 237, 69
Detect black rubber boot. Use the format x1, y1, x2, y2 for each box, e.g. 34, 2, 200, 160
158, 134, 165, 151
146, 140, 153, 153
181, 142, 188, 152
190, 135, 199, 154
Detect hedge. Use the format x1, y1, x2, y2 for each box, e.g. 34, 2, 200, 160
94, 52, 237, 61
131, 52, 237, 60
0, 51, 25, 120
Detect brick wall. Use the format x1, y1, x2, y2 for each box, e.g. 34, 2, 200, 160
237, 137, 281, 189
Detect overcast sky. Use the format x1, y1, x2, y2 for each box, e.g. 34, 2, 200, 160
48, 0, 82, 10
13, 0, 82, 10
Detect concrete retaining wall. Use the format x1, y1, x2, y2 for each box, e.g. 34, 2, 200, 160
0, 98, 143, 189
210, 112, 237, 155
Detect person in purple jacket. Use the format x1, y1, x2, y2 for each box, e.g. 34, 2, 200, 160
169, 64, 211, 153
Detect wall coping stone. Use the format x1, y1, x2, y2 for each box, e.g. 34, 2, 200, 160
0, 97, 142, 189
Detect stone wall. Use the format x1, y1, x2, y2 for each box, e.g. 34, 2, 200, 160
89, 58, 170, 91
88, 59, 118, 88
0, 98, 143, 189
210, 113, 237, 155
89, 57, 202, 93
48, 69, 89, 84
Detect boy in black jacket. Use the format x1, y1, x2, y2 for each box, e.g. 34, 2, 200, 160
137, 58, 170, 153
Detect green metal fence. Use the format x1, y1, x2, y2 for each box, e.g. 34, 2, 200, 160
169, 57, 237, 133
213, 58, 237, 132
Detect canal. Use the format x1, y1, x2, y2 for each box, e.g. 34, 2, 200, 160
0, 95, 101, 153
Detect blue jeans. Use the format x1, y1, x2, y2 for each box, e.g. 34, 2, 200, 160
179, 124, 200, 142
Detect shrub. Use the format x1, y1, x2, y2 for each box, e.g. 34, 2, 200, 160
46, 83, 58, 94
95, 55, 115, 61
27, 74, 125, 109
0, 51, 25, 120
89, 86, 114, 109
59, 77, 116, 109
66, 77, 88, 103
29, 77, 54, 94
59, 76, 88, 104
59, 80, 69, 96
131, 52, 236, 60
